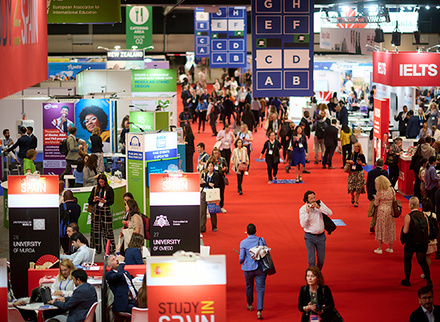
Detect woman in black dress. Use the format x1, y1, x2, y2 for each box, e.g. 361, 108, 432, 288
184, 124, 195, 172
259, 131, 282, 184
90, 127, 104, 173
200, 161, 220, 232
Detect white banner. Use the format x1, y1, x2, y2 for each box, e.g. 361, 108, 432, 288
320, 28, 377, 55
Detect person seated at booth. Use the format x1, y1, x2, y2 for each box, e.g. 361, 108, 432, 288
23, 149, 37, 174
47, 269, 97, 322
124, 233, 144, 265
64, 223, 89, 255
106, 254, 138, 314
60, 233, 94, 266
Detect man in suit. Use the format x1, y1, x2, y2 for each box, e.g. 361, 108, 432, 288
106, 254, 137, 313
47, 269, 97, 322
6, 126, 31, 174
366, 159, 389, 233
394, 105, 408, 136
322, 119, 338, 169
406, 110, 420, 139
409, 286, 440, 322
27, 126, 38, 150
335, 100, 348, 125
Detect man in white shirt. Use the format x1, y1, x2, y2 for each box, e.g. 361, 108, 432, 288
60, 233, 94, 266
299, 190, 333, 269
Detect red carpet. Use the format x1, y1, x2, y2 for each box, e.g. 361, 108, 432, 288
177, 87, 440, 321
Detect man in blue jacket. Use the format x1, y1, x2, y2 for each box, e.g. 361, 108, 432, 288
48, 269, 97, 322
406, 110, 419, 138
106, 254, 137, 313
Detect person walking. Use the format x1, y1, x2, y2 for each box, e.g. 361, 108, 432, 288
231, 139, 249, 195
206, 97, 218, 136
322, 119, 338, 169
183, 124, 195, 172
290, 125, 308, 183
259, 131, 282, 184
60, 127, 80, 179
424, 156, 438, 207
88, 173, 115, 254
216, 124, 235, 173
312, 115, 326, 164
373, 175, 397, 254
346, 142, 366, 207
236, 124, 253, 174
211, 148, 228, 213
366, 159, 388, 233
299, 190, 333, 269
196, 98, 208, 133
339, 123, 352, 168
387, 137, 403, 190
200, 161, 221, 232
6, 126, 31, 174
239, 223, 267, 320
401, 197, 432, 287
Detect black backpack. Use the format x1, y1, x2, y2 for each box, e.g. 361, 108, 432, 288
214, 103, 220, 115
59, 203, 70, 238
426, 212, 439, 240
59, 138, 68, 155
410, 211, 429, 245
279, 122, 290, 138
315, 121, 326, 139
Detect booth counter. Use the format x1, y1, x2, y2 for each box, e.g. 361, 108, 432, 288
398, 154, 414, 196
2, 180, 127, 232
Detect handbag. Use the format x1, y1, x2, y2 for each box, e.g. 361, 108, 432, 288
350, 133, 358, 144
323, 213, 337, 235
258, 238, 276, 275
238, 163, 247, 172
385, 153, 395, 166
392, 199, 402, 218
87, 203, 95, 213
223, 177, 229, 185
343, 163, 351, 173
368, 199, 377, 218
207, 203, 221, 214
205, 188, 221, 203
324, 307, 344, 322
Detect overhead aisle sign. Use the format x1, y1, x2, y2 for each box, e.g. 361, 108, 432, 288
252, 0, 314, 97
194, 8, 210, 58
210, 7, 247, 69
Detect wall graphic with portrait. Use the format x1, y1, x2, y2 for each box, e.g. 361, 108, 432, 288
74, 99, 113, 153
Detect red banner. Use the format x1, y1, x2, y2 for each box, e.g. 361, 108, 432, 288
373, 98, 389, 162
8, 175, 59, 195
0, 0, 48, 100
373, 51, 440, 87
149, 173, 200, 193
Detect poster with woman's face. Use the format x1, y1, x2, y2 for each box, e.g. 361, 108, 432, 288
74, 99, 112, 153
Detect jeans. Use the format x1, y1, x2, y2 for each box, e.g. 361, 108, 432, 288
304, 232, 326, 269
314, 138, 325, 162
322, 145, 336, 167
244, 267, 267, 311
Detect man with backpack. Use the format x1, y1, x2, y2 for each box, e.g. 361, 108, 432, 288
61, 127, 80, 179
312, 115, 327, 164
401, 197, 432, 287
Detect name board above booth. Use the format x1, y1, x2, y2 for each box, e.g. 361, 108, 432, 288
373, 51, 440, 87
47, 0, 121, 23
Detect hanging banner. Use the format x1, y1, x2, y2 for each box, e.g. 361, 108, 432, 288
194, 8, 210, 58
8, 175, 60, 297
373, 51, 440, 87
48, 62, 106, 81
149, 173, 200, 256
43, 103, 75, 176
209, 7, 247, 69
74, 99, 113, 153
106, 49, 145, 70
320, 28, 377, 55
252, 0, 314, 97
0, 0, 47, 100
126, 6, 152, 49
47, 0, 121, 23
147, 255, 227, 322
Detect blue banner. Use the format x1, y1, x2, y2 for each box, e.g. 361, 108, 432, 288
209, 7, 247, 69
252, 0, 314, 97
145, 148, 177, 161
194, 8, 210, 58
48, 62, 106, 81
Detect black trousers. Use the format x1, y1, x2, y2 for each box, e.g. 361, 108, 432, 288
342, 144, 352, 166
219, 175, 225, 208
266, 157, 278, 181
322, 145, 336, 167
209, 114, 217, 135
237, 171, 244, 192
389, 164, 399, 189
198, 111, 207, 131
414, 172, 421, 199
221, 149, 231, 173
404, 243, 431, 284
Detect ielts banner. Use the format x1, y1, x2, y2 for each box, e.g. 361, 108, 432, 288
0, 0, 48, 100
373, 51, 440, 87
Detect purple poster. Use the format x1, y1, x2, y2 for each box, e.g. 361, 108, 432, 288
43, 103, 75, 175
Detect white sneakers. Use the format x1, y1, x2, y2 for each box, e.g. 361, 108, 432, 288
374, 248, 394, 254
245, 171, 249, 175
374, 249, 383, 254
385, 248, 394, 253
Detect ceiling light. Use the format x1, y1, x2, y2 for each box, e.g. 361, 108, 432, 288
425, 5, 430, 10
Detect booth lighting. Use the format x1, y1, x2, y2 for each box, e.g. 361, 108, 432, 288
414, 31, 421, 44
374, 27, 385, 43
131, 45, 138, 49
425, 5, 430, 10
391, 22, 401, 46
114, 45, 121, 50
325, 4, 389, 24
97, 46, 109, 51
437, 6, 440, 10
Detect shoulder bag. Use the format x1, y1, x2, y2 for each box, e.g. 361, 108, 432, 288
350, 133, 358, 144
258, 238, 276, 276
392, 191, 402, 218
323, 213, 337, 235
343, 163, 351, 173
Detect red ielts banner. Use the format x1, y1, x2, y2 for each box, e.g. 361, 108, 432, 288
373, 98, 389, 162
373, 51, 440, 87
0, 0, 48, 100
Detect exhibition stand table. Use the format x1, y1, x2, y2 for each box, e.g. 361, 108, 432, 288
2, 180, 127, 233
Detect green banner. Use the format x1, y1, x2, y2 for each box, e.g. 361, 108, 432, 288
129, 111, 155, 132
47, 0, 121, 23
127, 159, 145, 214
126, 6, 153, 49
132, 69, 177, 93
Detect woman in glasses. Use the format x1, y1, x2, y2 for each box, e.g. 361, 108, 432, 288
79, 105, 110, 151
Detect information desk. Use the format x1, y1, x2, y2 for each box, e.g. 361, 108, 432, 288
398, 154, 414, 196
2, 180, 127, 232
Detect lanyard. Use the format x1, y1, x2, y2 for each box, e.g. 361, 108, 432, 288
207, 173, 213, 183
60, 278, 71, 291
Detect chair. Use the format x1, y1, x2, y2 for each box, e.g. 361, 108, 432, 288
131, 307, 149, 322
115, 311, 131, 322
84, 301, 100, 322
8, 307, 24, 322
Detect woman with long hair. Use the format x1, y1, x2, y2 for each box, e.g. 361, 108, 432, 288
83, 154, 99, 187
51, 259, 76, 297
298, 266, 335, 322
373, 175, 396, 254
120, 199, 145, 250
200, 160, 221, 232
290, 125, 308, 183
231, 138, 249, 195
183, 124, 195, 172
346, 142, 366, 207
426, 102, 439, 129
211, 148, 228, 213
232, 113, 243, 135
339, 123, 352, 168
88, 173, 115, 253
119, 115, 130, 154
236, 123, 253, 174
137, 273, 147, 308
124, 232, 144, 265
90, 126, 104, 173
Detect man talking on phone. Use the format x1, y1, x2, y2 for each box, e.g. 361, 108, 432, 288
299, 190, 333, 269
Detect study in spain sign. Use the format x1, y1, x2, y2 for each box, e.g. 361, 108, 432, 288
126, 6, 153, 49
